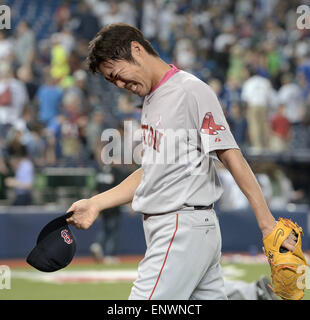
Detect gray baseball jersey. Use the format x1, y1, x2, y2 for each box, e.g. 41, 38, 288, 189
132, 66, 239, 214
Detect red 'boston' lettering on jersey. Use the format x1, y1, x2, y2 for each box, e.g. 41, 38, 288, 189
141, 124, 148, 144
153, 130, 163, 152
141, 124, 163, 153
148, 126, 153, 146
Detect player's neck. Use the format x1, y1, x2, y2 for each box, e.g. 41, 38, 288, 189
149, 57, 172, 90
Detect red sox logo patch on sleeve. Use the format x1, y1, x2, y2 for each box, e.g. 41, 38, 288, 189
61, 229, 73, 244
200, 112, 226, 135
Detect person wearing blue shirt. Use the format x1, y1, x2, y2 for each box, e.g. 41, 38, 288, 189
5, 144, 34, 206
36, 73, 63, 125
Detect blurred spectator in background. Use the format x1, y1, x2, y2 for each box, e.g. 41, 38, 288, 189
0, 62, 29, 125
103, 2, 127, 26
60, 92, 83, 161
24, 123, 46, 167
72, 1, 100, 41
208, 78, 223, 102
214, 14, 236, 52
86, 108, 105, 163
54, 0, 71, 32
117, 91, 141, 122
45, 113, 67, 164
269, 104, 291, 152
5, 143, 34, 206
141, 0, 158, 43
174, 37, 196, 72
296, 55, 310, 86
241, 70, 274, 151
222, 75, 242, 115
88, 0, 137, 28
68, 47, 85, 74
305, 92, 310, 128
88, 0, 110, 27
10, 107, 46, 167
90, 164, 126, 264
254, 163, 304, 210
227, 103, 248, 149
268, 167, 304, 210
0, 149, 9, 201
0, 30, 14, 63
254, 168, 274, 207
68, 69, 92, 114
118, 0, 138, 27
16, 65, 38, 102
277, 73, 305, 125
52, 26, 76, 57
216, 160, 249, 211
227, 45, 246, 84
13, 20, 35, 67
60, 116, 81, 161
296, 73, 310, 103
62, 90, 82, 123
264, 41, 281, 86
50, 34, 70, 82
36, 70, 63, 125
278, 72, 309, 151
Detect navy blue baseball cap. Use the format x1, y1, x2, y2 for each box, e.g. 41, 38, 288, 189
26, 212, 76, 272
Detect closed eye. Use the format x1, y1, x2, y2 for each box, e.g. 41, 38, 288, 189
110, 72, 116, 81
104, 72, 118, 83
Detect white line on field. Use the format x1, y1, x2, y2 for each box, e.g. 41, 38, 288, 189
12, 269, 138, 284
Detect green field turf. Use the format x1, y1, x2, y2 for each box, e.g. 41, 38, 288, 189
1, 262, 309, 300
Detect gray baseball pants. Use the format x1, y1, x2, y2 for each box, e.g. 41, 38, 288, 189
129, 208, 227, 300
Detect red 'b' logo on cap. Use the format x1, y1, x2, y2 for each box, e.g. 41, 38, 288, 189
61, 229, 73, 244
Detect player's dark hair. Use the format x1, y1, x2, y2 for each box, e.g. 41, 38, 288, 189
87, 23, 159, 74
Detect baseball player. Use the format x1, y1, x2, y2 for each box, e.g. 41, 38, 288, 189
66, 23, 297, 300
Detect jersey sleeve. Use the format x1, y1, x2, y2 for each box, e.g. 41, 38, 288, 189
185, 81, 240, 154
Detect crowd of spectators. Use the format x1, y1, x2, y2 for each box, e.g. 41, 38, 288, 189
0, 0, 309, 208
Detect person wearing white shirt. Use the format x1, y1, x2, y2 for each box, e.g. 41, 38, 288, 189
277, 73, 305, 124
0, 63, 29, 125
241, 73, 274, 150
0, 31, 13, 61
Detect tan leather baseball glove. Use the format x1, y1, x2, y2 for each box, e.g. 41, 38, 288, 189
263, 218, 307, 300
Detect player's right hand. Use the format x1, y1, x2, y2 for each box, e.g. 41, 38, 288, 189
66, 198, 100, 230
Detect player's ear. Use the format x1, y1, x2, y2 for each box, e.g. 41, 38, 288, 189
131, 41, 143, 58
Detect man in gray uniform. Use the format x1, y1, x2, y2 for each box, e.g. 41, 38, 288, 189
66, 23, 296, 300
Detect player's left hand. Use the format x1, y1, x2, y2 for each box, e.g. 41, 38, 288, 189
262, 221, 297, 252
66, 198, 101, 230
281, 231, 298, 252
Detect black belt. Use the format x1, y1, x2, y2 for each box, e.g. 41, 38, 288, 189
194, 204, 214, 210
143, 204, 214, 221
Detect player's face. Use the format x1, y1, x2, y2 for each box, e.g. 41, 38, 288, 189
99, 59, 152, 97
